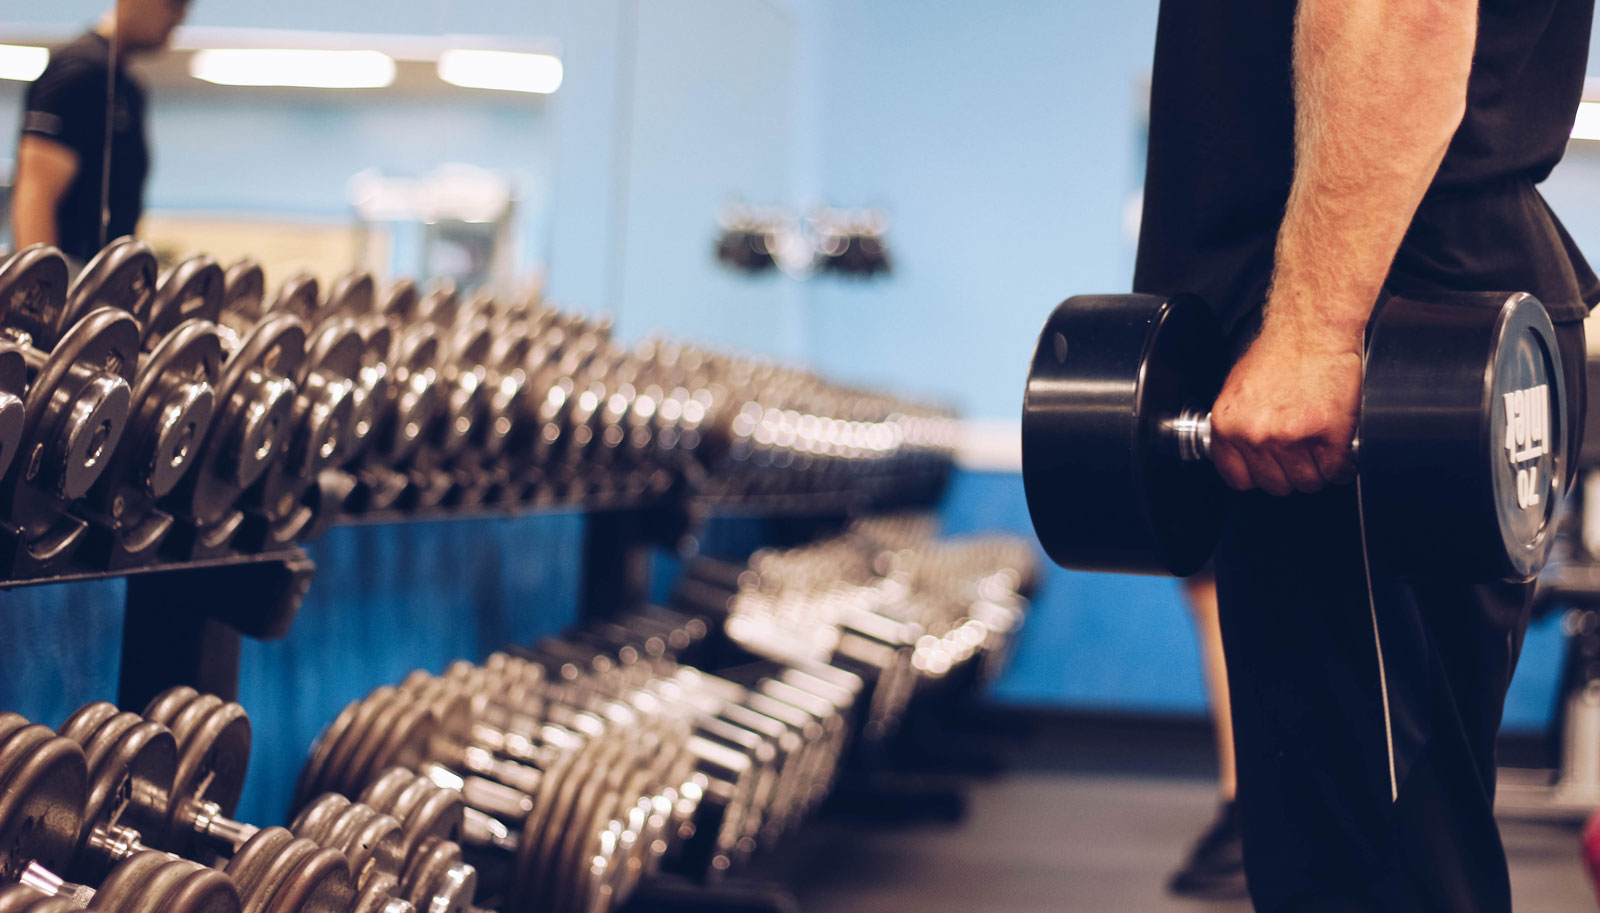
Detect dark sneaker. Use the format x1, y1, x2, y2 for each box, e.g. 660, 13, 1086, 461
1168, 800, 1249, 900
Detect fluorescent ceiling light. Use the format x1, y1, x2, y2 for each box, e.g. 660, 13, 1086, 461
1573, 101, 1600, 141
190, 48, 395, 89
0, 45, 48, 82
437, 49, 562, 94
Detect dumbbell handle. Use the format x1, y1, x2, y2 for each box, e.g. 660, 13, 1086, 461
20, 861, 96, 906
1169, 409, 1213, 462
1168, 409, 1360, 463
189, 797, 259, 851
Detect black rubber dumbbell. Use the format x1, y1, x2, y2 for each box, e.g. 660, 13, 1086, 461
72, 247, 225, 568
0, 246, 138, 576
160, 259, 306, 558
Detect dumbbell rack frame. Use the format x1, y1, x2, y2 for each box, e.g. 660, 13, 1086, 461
0, 547, 315, 711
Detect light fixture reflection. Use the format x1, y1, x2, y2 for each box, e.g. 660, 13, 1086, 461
190, 48, 396, 89
437, 49, 562, 94
1572, 101, 1600, 141
0, 45, 48, 83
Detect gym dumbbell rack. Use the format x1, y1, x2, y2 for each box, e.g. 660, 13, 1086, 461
8, 457, 945, 910
0, 239, 959, 913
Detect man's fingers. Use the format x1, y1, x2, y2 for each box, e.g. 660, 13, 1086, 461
1211, 425, 1293, 495
1219, 436, 1293, 496
1243, 449, 1294, 497
1210, 438, 1255, 492
1276, 444, 1327, 494
1311, 438, 1357, 485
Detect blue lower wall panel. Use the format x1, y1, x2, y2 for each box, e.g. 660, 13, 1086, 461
941, 469, 1565, 731
0, 580, 127, 730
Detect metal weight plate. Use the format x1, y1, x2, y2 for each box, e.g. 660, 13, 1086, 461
378, 281, 419, 324
1022, 294, 1229, 576
611, 766, 662, 906
240, 833, 322, 913
0, 884, 78, 913
0, 716, 86, 882
292, 796, 404, 891
347, 693, 428, 797
145, 859, 242, 913
293, 701, 362, 813
289, 318, 364, 477
117, 853, 196, 913
67, 238, 158, 342
347, 323, 393, 460
57, 702, 118, 747
506, 746, 582, 909
240, 316, 362, 546
347, 878, 403, 913
270, 845, 356, 913
325, 273, 376, 318
520, 747, 602, 912
0, 345, 29, 484
131, 321, 222, 499
244, 835, 351, 913
143, 256, 225, 345
67, 708, 175, 878
287, 794, 345, 848
19, 309, 140, 503
381, 329, 444, 466
270, 275, 322, 324
586, 753, 654, 913
399, 837, 474, 913
222, 261, 268, 324
548, 753, 620, 913
0, 247, 74, 350
176, 313, 307, 527
320, 690, 401, 800
94, 849, 172, 913
416, 282, 460, 329
151, 690, 252, 850
325, 807, 406, 892
79, 320, 222, 557
356, 770, 445, 854
225, 827, 296, 911
1360, 292, 1567, 582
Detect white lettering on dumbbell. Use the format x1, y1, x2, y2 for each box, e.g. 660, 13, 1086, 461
1504, 383, 1551, 510
1504, 383, 1549, 464
1518, 467, 1540, 509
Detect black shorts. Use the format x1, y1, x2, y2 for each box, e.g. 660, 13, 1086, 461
1214, 320, 1586, 913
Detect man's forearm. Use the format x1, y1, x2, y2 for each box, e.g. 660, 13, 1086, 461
1265, 0, 1477, 349
11, 187, 60, 249
12, 135, 79, 251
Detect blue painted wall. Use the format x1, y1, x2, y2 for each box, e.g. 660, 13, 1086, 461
799, 1, 1157, 418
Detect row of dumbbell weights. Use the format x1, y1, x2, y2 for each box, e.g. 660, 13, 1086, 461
677, 529, 1035, 742
293, 606, 865, 912
0, 688, 485, 913
0, 239, 960, 576
150, 236, 959, 515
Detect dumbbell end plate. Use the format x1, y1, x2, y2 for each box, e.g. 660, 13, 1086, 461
1021, 293, 1228, 576
1359, 292, 1566, 582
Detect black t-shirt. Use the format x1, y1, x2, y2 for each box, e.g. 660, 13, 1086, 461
20, 31, 149, 264
1133, 0, 1600, 334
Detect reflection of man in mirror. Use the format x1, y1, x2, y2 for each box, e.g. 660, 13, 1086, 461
10, 0, 192, 266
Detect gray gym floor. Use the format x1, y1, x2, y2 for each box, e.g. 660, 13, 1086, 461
768, 712, 1593, 913
786, 770, 1590, 913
